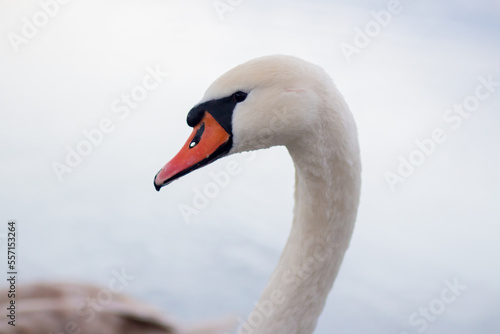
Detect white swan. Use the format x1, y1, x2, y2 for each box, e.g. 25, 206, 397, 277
154, 55, 361, 334
0, 55, 359, 334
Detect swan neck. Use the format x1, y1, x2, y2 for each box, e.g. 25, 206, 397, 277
248, 123, 361, 334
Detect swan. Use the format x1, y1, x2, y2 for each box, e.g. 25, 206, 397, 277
154, 55, 361, 334
0, 282, 235, 333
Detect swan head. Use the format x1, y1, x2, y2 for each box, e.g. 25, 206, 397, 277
154, 55, 331, 191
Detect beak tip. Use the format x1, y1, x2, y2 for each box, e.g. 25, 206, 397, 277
154, 170, 163, 192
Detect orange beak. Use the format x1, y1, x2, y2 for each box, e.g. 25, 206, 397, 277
154, 112, 231, 191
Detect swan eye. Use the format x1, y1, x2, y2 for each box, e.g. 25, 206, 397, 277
233, 91, 247, 103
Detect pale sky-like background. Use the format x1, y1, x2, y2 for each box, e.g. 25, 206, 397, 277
1, 1, 499, 333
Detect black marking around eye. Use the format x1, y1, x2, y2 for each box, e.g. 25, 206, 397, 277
189, 122, 205, 149
186, 92, 248, 135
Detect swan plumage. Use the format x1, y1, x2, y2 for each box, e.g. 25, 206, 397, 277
1, 55, 360, 334
155, 55, 361, 334
0, 282, 236, 334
